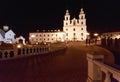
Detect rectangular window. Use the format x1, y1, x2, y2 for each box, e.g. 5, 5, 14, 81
81, 28, 83, 30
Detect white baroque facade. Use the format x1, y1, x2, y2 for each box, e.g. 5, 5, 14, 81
29, 8, 88, 44
63, 8, 87, 41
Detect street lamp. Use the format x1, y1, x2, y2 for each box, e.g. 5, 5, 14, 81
17, 44, 21, 48
94, 33, 98, 37
94, 33, 99, 45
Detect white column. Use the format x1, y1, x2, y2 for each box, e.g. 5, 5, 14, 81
87, 52, 104, 82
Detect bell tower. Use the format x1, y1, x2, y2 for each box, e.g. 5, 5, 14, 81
63, 10, 70, 27
79, 8, 86, 26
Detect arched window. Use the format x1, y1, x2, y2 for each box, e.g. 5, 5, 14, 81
18, 49, 21, 55
81, 16, 83, 19
73, 20, 76, 25
4, 52, 8, 58
22, 48, 25, 54
30, 48, 32, 53
66, 17, 68, 20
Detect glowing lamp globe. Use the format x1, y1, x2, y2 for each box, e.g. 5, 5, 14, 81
3, 26, 9, 31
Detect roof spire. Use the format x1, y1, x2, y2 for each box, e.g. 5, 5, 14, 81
80, 8, 84, 14
65, 9, 69, 15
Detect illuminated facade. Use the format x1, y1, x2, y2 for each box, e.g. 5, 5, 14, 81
101, 32, 120, 39
29, 8, 87, 44
0, 26, 16, 44
29, 30, 65, 44
63, 8, 87, 41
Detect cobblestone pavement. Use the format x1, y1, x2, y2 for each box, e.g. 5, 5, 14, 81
0, 42, 114, 82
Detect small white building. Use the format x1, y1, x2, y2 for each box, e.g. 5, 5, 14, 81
0, 26, 16, 44
29, 30, 65, 44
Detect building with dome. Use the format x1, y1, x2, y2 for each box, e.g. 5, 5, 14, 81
29, 8, 88, 44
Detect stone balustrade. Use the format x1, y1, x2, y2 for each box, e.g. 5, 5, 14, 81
0, 42, 66, 60
87, 52, 120, 82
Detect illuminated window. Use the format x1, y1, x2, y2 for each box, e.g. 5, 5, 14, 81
73, 28, 75, 31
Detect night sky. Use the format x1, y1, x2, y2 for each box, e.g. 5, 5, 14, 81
0, 0, 120, 38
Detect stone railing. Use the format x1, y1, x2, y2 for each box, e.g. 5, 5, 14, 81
0, 42, 66, 60
87, 52, 120, 82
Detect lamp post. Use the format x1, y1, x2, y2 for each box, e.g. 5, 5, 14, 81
86, 32, 90, 46
94, 33, 98, 45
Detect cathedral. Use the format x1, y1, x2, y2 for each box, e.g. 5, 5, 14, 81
29, 8, 88, 44
63, 8, 87, 41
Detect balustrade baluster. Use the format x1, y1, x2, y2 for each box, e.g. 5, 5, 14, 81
104, 71, 111, 82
